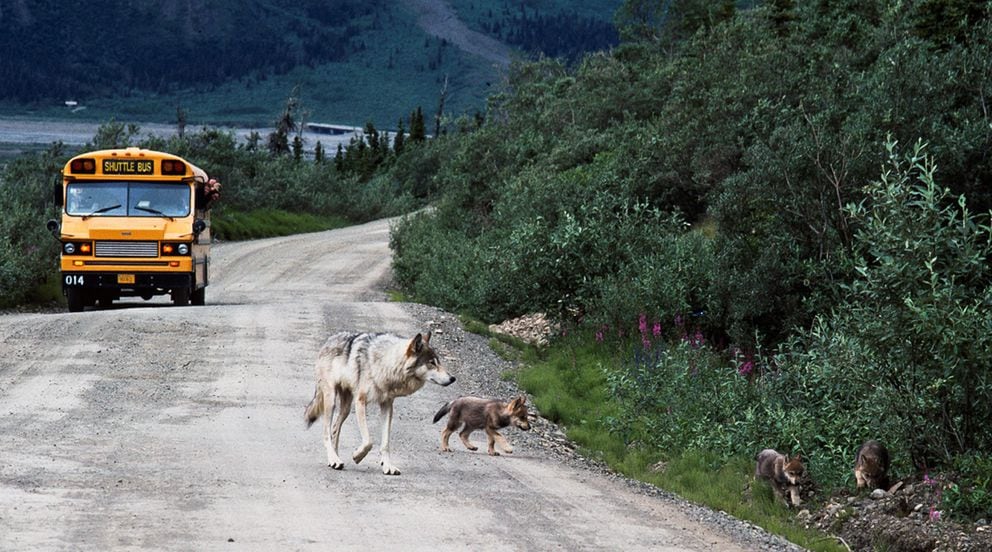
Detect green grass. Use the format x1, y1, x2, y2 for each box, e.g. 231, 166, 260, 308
210, 209, 349, 241
479, 329, 848, 552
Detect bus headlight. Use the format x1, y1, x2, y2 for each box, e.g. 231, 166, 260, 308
63, 243, 76, 254
161, 242, 191, 256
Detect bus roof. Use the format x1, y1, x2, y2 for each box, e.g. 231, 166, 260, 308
63, 147, 208, 181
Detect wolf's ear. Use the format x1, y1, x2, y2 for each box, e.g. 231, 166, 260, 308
424, 331, 432, 344
408, 333, 424, 356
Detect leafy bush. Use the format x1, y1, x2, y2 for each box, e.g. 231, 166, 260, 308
0, 145, 64, 307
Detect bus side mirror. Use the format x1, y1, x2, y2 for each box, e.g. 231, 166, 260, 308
53, 183, 63, 207
193, 219, 206, 235
46, 219, 60, 237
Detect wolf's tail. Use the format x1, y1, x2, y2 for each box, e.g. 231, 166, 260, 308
432, 401, 451, 424
304, 386, 324, 429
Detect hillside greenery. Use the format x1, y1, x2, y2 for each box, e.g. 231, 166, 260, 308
0, 0, 620, 128
389, 0, 992, 523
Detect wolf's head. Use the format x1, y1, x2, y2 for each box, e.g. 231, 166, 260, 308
505, 395, 531, 431
859, 455, 882, 481
782, 455, 805, 485
406, 332, 455, 386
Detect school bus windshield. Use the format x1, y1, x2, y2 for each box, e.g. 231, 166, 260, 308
66, 181, 191, 218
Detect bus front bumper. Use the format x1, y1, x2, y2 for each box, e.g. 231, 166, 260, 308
61, 271, 193, 293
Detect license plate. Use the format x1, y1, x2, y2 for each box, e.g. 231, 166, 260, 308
117, 274, 135, 284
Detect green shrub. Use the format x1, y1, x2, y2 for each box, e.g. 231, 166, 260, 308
0, 145, 64, 307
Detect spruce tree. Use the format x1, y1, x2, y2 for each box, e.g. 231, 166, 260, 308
314, 141, 324, 164
334, 143, 344, 171
292, 135, 303, 161
393, 119, 405, 155
410, 107, 426, 142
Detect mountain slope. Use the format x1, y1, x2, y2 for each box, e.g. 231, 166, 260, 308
0, 0, 621, 128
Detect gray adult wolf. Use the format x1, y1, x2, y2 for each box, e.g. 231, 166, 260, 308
304, 331, 455, 475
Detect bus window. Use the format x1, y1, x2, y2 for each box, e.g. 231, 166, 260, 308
131, 182, 190, 218
66, 181, 190, 218
66, 183, 127, 217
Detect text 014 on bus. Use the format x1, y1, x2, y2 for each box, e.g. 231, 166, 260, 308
46, 147, 221, 312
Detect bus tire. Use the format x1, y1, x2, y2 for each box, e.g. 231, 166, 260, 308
172, 287, 190, 306
191, 287, 205, 306
67, 288, 86, 312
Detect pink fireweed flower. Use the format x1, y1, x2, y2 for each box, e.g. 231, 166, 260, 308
652, 321, 661, 338
688, 329, 705, 348
638, 313, 648, 336
928, 507, 941, 522
595, 330, 604, 343
642, 337, 651, 350
738, 360, 754, 377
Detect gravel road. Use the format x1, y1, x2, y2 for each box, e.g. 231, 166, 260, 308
0, 218, 801, 551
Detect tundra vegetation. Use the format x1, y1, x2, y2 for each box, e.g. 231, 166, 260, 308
388, 0, 992, 545
2, 0, 991, 548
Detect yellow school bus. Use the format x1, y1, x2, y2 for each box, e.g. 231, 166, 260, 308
48, 147, 215, 312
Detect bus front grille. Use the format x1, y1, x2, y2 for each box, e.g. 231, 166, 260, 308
95, 241, 158, 258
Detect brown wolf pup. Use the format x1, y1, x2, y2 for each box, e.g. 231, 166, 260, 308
755, 449, 806, 507
854, 439, 891, 490
433, 395, 530, 456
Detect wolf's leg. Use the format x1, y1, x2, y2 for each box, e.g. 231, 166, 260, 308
854, 468, 866, 489
485, 428, 501, 456
458, 428, 478, 451
771, 484, 787, 506
328, 390, 352, 470
352, 393, 374, 464
494, 432, 513, 454
322, 386, 344, 468
789, 485, 802, 508
379, 399, 400, 475
441, 427, 454, 452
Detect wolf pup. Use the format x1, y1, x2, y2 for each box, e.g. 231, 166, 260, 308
433, 395, 530, 456
854, 439, 891, 490
305, 331, 455, 475
755, 449, 806, 507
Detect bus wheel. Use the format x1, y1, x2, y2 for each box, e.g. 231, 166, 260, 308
67, 288, 86, 312
191, 287, 205, 306
172, 287, 190, 306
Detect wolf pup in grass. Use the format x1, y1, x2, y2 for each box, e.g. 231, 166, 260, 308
755, 449, 806, 507
854, 439, 891, 491
433, 395, 530, 456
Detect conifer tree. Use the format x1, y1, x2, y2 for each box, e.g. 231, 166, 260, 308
394, 119, 406, 155
334, 143, 344, 171
314, 141, 324, 164
409, 107, 426, 142
292, 135, 303, 161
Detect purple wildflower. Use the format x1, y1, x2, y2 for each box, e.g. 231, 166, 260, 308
738, 360, 754, 377
652, 321, 661, 338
